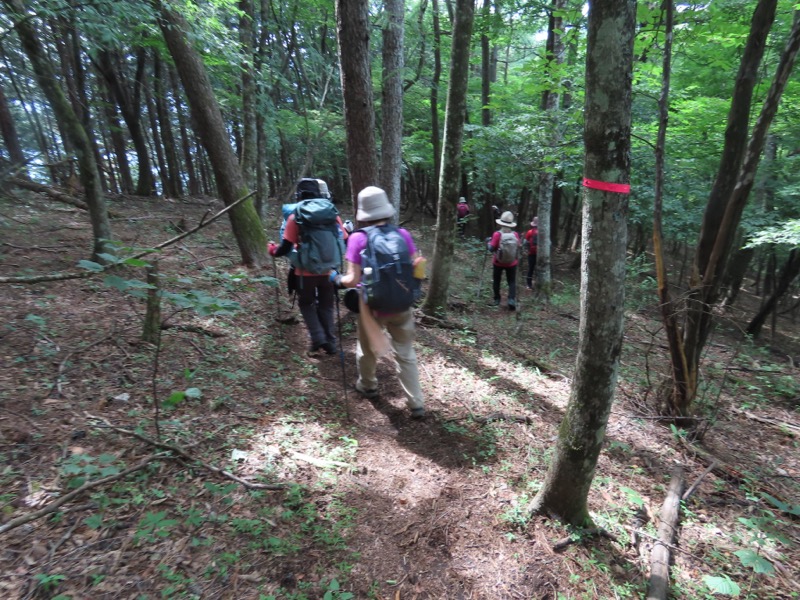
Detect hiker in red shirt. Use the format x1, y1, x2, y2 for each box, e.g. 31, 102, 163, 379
524, 217, 538, 290
456, 197, 470, 238
487, 211, 521, 310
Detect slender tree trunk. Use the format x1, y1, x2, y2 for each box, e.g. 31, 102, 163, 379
381, 0, 405, 220
0, 83, 27, 174
156, 1, 268, 267
170, 66, 200, 196
95, 49, 156, 196
335, 0, 379, 215
240, 0, 257, 192
534, 0, 565, 302
3, 0, 112, 260
430, 0, 443, 203
101, 87, 134, 194
747, 249, 800, 338
153, 54, 182, 197
422, 0, 475, 317
528, 0, 634, 526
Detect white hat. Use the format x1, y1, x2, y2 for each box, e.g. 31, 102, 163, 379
356, 186, 394, 221
458, 196, 467, 203
531, 217, 539, 227
496, 211, 517, 228
316, 179, 331, 199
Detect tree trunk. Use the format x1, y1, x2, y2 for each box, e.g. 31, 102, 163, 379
381, 0, 405, 221
528, 0, 634, 526
94, 49, 156, 197
335, 0, 379, 216
239, 0, 257, 192
153, 53, 182, 198
170, 66, 200, 197
534, 0, 565, 303
157, 2, 268, 267
430, 0, 443, 202
101, 86, 134, 194
422, 0, 476, 317
3, 0, 112, 260
677, 2, 798, 416
746, 249, 800, 338
0, 82, 27, 174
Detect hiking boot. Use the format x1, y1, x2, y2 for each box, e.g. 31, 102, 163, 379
492, 298, 501, 306
320, 342, 336, 355
355, 382, 378, 399
410, 407, 426, 420
508, 299, 516, 311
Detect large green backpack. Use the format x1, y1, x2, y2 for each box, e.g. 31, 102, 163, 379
290, 199, 345, 274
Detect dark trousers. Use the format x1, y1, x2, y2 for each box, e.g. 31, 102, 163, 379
526, 253, 537, 288
492, 264, 517, 302
297, 275, 336, 349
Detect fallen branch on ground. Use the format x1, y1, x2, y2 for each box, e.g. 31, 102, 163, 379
0, 453, 166, 536
86, 413, 286, 490
646, 466, 685, 600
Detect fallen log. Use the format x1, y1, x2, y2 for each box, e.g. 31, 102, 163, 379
646, 465, 685, 600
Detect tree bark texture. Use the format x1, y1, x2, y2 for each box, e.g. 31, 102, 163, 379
0, 82, 27, 173
336, 0, 379, 216
3, 0, 112, 260
157, 2, 268, 268
239, 0, 257, 191
381, 0, 405, 221
422, 0, 475, 317
528, 0, 635, 526
430, 0, 443, 202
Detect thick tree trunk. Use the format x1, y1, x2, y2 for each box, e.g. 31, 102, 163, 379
335, 0, 379, 215
3, 0, 112, 260
677, 2, 798, 416
380, 0, 405, 221
157, 2, 268, 267
528, 0, 634, 526
422, 0, 475, 317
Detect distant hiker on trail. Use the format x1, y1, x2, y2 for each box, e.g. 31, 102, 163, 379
491, 205, 501, 221
331, 186, 427, 419
269, 178, 348, 357
524, 217, 539, 291
456, 197, 470, 238
487, 210, 521, 310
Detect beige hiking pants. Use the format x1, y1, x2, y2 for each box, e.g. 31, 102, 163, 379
356, 309, 424, 410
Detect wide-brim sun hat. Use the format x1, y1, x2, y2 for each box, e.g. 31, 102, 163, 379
496, 211, 517, 228
357, 186, 395, 221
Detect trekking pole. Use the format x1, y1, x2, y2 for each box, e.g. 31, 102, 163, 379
476, 242, 490, 301
334, 290, 350, 420
272, 257, 283, 322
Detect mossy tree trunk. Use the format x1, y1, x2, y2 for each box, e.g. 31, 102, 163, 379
156, 2, 268, 268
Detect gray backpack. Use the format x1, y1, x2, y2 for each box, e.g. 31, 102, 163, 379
496, 231, 518, 264
290, 199, 344, 274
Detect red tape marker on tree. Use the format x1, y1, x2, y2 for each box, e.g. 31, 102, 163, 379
582, 178, 631, 194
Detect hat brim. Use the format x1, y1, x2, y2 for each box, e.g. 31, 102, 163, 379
356, 204, 395, 222
496, 219, 517, 228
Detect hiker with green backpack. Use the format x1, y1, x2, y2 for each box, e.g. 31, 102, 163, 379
269, 178, 348, 357
487, 210, 522, 310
